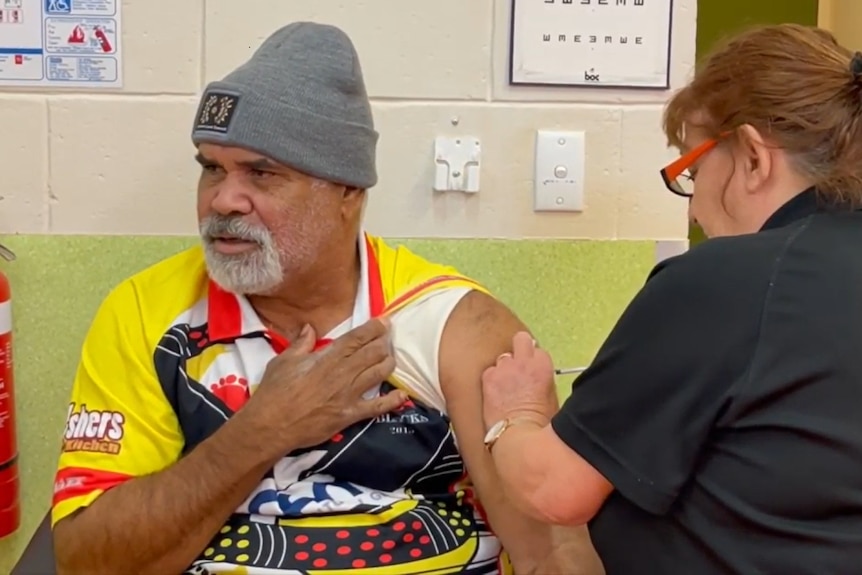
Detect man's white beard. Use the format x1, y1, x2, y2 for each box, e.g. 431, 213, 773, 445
200, 215, 285, 295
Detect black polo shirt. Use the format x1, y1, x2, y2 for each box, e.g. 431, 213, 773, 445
552, 188, 862, 574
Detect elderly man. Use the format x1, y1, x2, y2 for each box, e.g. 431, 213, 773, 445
49, 21, 602, 575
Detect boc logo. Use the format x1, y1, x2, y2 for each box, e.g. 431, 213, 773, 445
584, 69, 600, 82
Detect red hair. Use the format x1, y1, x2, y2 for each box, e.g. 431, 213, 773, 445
663, 24, 862, 203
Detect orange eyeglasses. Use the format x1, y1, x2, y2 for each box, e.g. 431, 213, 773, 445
660, 132, 730, 198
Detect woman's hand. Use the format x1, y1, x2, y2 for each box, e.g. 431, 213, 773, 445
481, 331, 560, 428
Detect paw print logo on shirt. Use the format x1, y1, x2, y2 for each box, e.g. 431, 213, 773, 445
209, 374, 249, 411
187, 329, 209, 351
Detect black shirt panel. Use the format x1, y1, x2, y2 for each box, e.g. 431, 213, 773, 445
552, 190, 862, 574
551, 228, 782, 514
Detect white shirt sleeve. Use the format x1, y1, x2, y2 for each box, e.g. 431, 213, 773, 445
389, 286, 474, 415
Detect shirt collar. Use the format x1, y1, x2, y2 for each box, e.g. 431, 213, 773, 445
207, 230, 374, 342
760, 187, 820, 231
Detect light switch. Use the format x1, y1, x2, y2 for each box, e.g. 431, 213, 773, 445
533, 130, 585, 212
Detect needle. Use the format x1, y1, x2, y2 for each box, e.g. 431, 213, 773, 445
554, 366, 587, 375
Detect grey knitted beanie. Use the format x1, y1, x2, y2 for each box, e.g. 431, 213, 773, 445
191, 22, 378, 189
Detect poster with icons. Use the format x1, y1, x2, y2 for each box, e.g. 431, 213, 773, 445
509, 0, 673, 89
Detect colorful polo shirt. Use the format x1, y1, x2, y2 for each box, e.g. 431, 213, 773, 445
52, 232, 512, 574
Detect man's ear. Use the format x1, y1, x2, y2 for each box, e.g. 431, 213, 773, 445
344, 187, 365, 200
341, 187, 366, 220
736, 124, 773, 195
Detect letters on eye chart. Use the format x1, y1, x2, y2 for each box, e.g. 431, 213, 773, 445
509, 0, 674, 89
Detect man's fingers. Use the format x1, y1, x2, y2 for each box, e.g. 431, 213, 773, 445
512, 331, 535, 358
330, 317, 390, 357
348, 355, 397, 396
352, 389, 408, 421
339, 335, 392, 380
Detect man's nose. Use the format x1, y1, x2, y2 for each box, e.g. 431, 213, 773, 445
209, 176, 254, 215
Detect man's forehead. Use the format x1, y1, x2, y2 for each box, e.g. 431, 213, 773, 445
196, 143, 277, 164
195, 142, 333, 187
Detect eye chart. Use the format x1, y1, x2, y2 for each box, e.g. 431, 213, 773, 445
509, 0, 673, 89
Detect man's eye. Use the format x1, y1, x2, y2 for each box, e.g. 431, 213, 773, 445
249, 169, 273, 178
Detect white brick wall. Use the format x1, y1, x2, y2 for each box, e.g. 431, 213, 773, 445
0, 0, 696, 238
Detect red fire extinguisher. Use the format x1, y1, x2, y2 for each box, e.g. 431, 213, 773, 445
0, 243, 18, 539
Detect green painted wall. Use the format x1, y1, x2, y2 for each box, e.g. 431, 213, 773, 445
696, 0, 818, 57
688, 0, 819, 246
0, 235, 655, 570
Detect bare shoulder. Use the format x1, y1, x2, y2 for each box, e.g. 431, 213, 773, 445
446, 290, 526, 337
438, 290, 528, 387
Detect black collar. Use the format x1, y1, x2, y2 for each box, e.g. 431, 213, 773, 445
760, 187, 832, 231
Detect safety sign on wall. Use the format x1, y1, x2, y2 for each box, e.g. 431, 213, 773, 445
0, 0, 122, 88
509, 0, 673, 89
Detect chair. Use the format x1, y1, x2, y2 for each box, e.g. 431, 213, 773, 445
10, 512, 55, 574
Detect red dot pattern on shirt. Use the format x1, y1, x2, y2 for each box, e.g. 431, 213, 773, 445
290, 520, 435, 567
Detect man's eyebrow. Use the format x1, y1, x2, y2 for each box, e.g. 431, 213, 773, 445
194, 153, 216, 166
193, 154, 282, 172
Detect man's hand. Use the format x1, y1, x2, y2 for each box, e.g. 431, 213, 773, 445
54, 317, 405, 575
242, 317, 405, 456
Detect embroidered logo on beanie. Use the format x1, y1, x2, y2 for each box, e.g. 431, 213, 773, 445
195, 91, 240, 133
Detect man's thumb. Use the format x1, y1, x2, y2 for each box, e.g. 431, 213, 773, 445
293, 323, 317, 353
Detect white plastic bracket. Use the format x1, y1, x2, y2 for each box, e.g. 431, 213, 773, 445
433, 136, 481, 193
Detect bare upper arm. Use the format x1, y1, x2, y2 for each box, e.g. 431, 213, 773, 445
436, 290, 546, 500
438, 289, 531, 440
438, 291, 612, 525
437, 290, 605, 572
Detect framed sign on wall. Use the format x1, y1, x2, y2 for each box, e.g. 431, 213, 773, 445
509, 0, 674, 89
